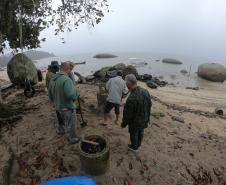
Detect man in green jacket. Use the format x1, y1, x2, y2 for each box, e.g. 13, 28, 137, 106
48, 62, 80, 144
121, 74, 152, 151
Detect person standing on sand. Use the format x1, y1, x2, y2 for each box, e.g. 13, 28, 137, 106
104, 71, 128, 124
67, 61, 76, 85
48, 62, 80, 144
45, 61, 60, 89
121, 74, 152, 151
45, 65, 55, 89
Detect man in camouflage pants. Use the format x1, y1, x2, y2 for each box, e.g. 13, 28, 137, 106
48, 62, 80, 144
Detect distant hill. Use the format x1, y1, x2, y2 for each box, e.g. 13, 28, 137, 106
0, 50, 55, 67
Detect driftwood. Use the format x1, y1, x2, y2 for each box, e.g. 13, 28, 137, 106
1, 83, 13, 91
151, 95, 226, 120
74, 72, 86, 84
82, 139, 99, 146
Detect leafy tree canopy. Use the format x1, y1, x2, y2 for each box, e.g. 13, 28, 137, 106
0, 0, 109, 53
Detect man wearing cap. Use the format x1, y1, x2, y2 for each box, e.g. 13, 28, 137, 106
121, 74, 152, 151
48, 62, 80, 144
45, 61, 60, 89
104, 71, 128, 124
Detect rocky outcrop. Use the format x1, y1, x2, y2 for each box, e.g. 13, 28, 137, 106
138, 74, 168, 89
162, 58, 183, 65
94, 53, 118, 59
122, 65, 138, 77
114, 63, 126, 70
197, 63, 226, 82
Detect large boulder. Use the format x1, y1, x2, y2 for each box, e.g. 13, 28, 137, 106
122, 65, 138, 77
94, 53, 118, 59
162, 58, 183, 64
7, 53, 38, 86
197, 63, 226, 82
113, 63, 126, 70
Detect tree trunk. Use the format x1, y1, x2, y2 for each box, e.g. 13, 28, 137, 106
0, 85, 2, 103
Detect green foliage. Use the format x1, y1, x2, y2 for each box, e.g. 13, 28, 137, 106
0, 0, 108, 52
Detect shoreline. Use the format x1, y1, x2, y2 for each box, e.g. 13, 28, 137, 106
1, 68, 226, 113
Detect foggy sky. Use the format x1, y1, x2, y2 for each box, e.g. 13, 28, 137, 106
40, 0, 226, 60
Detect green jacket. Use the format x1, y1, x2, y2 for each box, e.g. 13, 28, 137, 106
122, 86, 152, 133
48, 72, 78, 111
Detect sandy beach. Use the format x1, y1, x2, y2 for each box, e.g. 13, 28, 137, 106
0, 70, 226, 185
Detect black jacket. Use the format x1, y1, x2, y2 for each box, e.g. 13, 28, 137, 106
122, 86, 152, 133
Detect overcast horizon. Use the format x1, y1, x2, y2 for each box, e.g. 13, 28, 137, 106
38, 0, 226, 60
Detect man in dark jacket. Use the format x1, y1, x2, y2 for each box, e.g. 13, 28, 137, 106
121, 74, 152, 151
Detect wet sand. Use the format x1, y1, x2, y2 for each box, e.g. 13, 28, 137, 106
0, 71, 226, 184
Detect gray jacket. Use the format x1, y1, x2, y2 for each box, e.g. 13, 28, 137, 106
106, 76, 128, 104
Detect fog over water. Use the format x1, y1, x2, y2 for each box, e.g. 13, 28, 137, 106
39, 0, 226, 62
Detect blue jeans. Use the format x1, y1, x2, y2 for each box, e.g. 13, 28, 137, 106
129, 129, 144, 150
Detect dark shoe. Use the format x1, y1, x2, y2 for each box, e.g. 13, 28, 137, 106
69, 137, 80, 144
128, 144, 138, 152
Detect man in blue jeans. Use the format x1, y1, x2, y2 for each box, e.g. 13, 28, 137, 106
121, 74, 152, 151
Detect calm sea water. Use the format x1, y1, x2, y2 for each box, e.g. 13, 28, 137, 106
35, 52, 226, 89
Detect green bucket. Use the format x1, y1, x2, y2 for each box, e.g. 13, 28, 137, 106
79, 135, 110, 176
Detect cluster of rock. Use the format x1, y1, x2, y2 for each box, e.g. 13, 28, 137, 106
87, 63, 138, 82
197, 63, 226, 82
138, 74, 168, 89
86, 63, 168, 89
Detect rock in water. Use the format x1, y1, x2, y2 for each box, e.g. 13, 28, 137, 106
122, 65, 138, 77
7, 53, 38, 86
162, 58, 183, 64
94, 53, 118, 59
197, 63, 226, 82
180, 69, 188, 75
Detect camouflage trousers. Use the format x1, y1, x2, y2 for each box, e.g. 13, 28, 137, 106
56, 109, 77, 140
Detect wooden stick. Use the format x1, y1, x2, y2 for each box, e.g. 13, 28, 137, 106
82, 139, 99, 146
